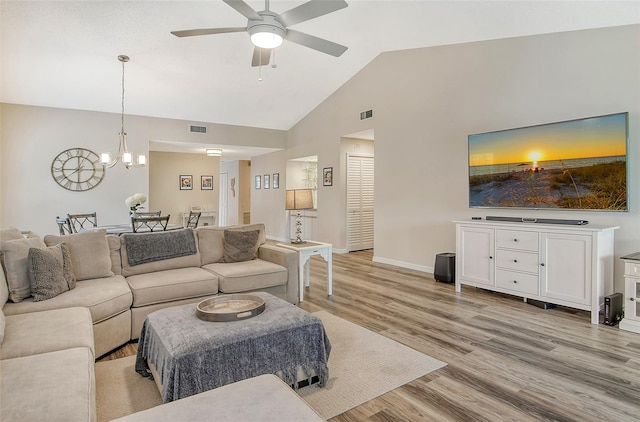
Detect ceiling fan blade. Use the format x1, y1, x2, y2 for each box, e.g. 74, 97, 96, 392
278, 0, 348, 27
223, 0, 262, 21
171, 27, 246, 37
251, 47, 271, 67
285, 29, 348, 57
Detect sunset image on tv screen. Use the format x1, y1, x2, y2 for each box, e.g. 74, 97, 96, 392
468, 113, 627, 210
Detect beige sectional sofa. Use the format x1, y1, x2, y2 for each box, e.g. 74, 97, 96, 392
0, 224, 310, 422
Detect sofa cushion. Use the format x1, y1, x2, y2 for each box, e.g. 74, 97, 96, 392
0, 227, 24, 242
2, 275, 132, 324
120, 231, 201, 277
222, 229, 260, 263
1, 236, 47, 302
203, 259, 287, 293
0, 307, 94, 360
28, 242, 76, 302
107, 235, 122, 276
0, 347, 96, 422
0, 267, 8, 344
197, 223, 266, 265
44, 230, 114, 281
126, 267, 218, 307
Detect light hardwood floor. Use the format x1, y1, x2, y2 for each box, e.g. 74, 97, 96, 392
102, 250, 640, 421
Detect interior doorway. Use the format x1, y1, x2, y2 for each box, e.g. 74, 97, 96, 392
218, 172, 228, 226
341, 130, 374, 252
346, 154, 374, 251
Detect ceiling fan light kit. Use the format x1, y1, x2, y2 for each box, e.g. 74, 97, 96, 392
248, 14, 285, 49
171, 0, 349, 68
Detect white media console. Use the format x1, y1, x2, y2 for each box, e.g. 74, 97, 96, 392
454, 219, 619, 324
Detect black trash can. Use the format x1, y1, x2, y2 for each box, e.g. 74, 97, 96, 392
434, 253, 455, 283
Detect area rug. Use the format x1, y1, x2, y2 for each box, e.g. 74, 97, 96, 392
95, 310, 446, 421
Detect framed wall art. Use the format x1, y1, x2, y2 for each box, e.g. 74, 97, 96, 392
180, 175, 193, 190
255, 175, 261, 189
264, 174, 270, 189
323, 167, 333, 186
272, 173, 279, 189
201, 175, 213, 190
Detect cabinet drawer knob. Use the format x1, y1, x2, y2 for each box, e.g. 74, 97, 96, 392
513, 238, 518, 242
540, 263, 545, 267
489, 256, 493, 259
631, 298, 635, 302
513, 259, 518, 263
513, 280, 518, 284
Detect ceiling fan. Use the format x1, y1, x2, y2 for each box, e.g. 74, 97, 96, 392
171, 0, 349, 67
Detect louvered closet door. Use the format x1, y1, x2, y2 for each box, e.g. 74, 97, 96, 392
347, 155, 374, 251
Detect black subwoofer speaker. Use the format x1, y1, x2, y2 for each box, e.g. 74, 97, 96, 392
604, 293, 623, 325
434, 253, 455, 283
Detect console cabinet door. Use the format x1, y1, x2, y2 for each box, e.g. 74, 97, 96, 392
458, 226, 494, 286
540, 232, 592, 306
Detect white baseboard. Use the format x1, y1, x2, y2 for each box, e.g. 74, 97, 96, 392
372, 256, 433, 274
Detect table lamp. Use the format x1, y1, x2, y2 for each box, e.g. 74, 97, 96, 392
285, 189, 314, 244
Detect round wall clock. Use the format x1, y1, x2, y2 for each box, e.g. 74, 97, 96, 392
51, 148, 105, 191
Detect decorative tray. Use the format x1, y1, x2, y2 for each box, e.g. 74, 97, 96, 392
196, 294, 266, 322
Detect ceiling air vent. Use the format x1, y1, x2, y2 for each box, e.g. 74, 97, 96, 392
189, 124, 207, 134
360, 110, 373, 120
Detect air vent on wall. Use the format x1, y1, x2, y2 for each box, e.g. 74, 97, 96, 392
360, 110, 373, 120
189, 124, 207, 134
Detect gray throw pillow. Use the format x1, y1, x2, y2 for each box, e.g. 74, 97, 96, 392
222, 230, 260, 263
28, 242, 76, 302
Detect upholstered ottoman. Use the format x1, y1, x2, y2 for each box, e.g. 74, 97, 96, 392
135, 292, 331, 402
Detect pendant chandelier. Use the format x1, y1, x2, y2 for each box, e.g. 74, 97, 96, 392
101, 55, 146, 169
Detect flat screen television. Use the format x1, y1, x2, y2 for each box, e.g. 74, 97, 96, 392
468, 112, 628, 211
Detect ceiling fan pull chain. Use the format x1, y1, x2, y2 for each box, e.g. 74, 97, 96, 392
271, 49, 277, 68
258, 48, 263, 81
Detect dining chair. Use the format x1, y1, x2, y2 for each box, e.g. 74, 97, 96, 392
186, 211, 201, 229
131, 215, 170, 232
133, 211, 161, 218
67, 212, 98, 233
55, 216, 73, 235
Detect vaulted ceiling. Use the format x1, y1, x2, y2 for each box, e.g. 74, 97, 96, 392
2, 1, 639, 133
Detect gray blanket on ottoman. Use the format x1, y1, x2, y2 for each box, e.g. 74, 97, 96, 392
135, 292, 331, 402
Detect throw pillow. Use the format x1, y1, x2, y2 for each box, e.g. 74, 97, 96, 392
0, 264, 8, 344
222, 229, 261, 263
1, 236, 47, 302
44, 230, 113, 281
28, 243, 76, 302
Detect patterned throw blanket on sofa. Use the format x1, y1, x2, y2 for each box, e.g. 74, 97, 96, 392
123, 229, 197, 266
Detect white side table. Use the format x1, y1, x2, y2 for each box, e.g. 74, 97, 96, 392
620, 253, 640, 334
277, 241, 332, 302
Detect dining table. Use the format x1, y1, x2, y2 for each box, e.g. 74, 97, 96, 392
82, 223, 184, 236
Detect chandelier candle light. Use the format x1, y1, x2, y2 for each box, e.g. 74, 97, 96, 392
285, 189, 314, 244
101, 55, 146, 169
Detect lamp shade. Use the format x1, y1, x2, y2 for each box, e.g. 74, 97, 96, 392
285, 189, 314, 210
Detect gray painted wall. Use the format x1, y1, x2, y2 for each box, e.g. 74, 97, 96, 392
252, 24, 639, 292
